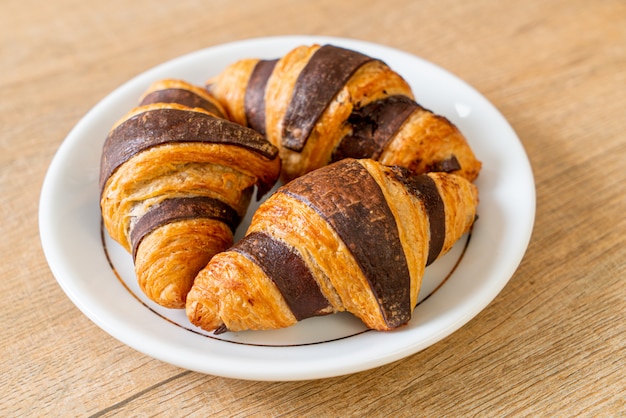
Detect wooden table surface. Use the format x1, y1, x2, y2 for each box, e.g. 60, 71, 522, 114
2, 0, 625, 416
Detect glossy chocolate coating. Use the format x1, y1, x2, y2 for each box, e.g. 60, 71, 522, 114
332, 95, 418, 161
282, 159, 411, 328
130, 196, 241, 259
99, 108, 278, 194
139, 88, 225, 118
281, 45, 373, 152
244, 59, 278, 136
232, 231, 332, 321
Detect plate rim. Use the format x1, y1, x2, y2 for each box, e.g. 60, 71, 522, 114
39, 35, 536, 381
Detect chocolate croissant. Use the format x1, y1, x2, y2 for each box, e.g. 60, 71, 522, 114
207, 44, 481, 182
99, 80, 281, 308
186, 158, 478, 333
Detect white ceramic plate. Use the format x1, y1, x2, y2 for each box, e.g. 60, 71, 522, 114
39, 35, 535, 381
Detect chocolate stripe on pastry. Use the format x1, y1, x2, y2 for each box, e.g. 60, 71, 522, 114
244, 59, 278, 136
389, 167, 445, 265
281, 45, 374, 152
130, 196, 240, 259
332, 95, 418, 162
282, 159, 411, 327
99, 108, 278, 193
232, 231, 332, 321
429, 155, 462, 173
140, 88, 225, 118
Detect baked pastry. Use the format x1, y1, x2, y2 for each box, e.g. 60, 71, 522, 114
207, 44, 481, 182
186, 158, 478, 333
99, 80, 281, 308
138, 78, 228, 119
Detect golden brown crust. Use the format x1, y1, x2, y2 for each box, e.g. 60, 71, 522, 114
207, 43, 481, 183
379, 109, 482, 182
428, 171, 479, 255
264, 45, 414, 181
186, 159, 478, 333
281, 60, 413, 181
206, 59, 259, 125
101, 141, 272, 251
101, 45, 482, 325
186, 250, 297, 331
100, 94, 281, 309
135, 219, 233, 309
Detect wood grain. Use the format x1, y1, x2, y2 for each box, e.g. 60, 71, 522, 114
1, 0, 624, 416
